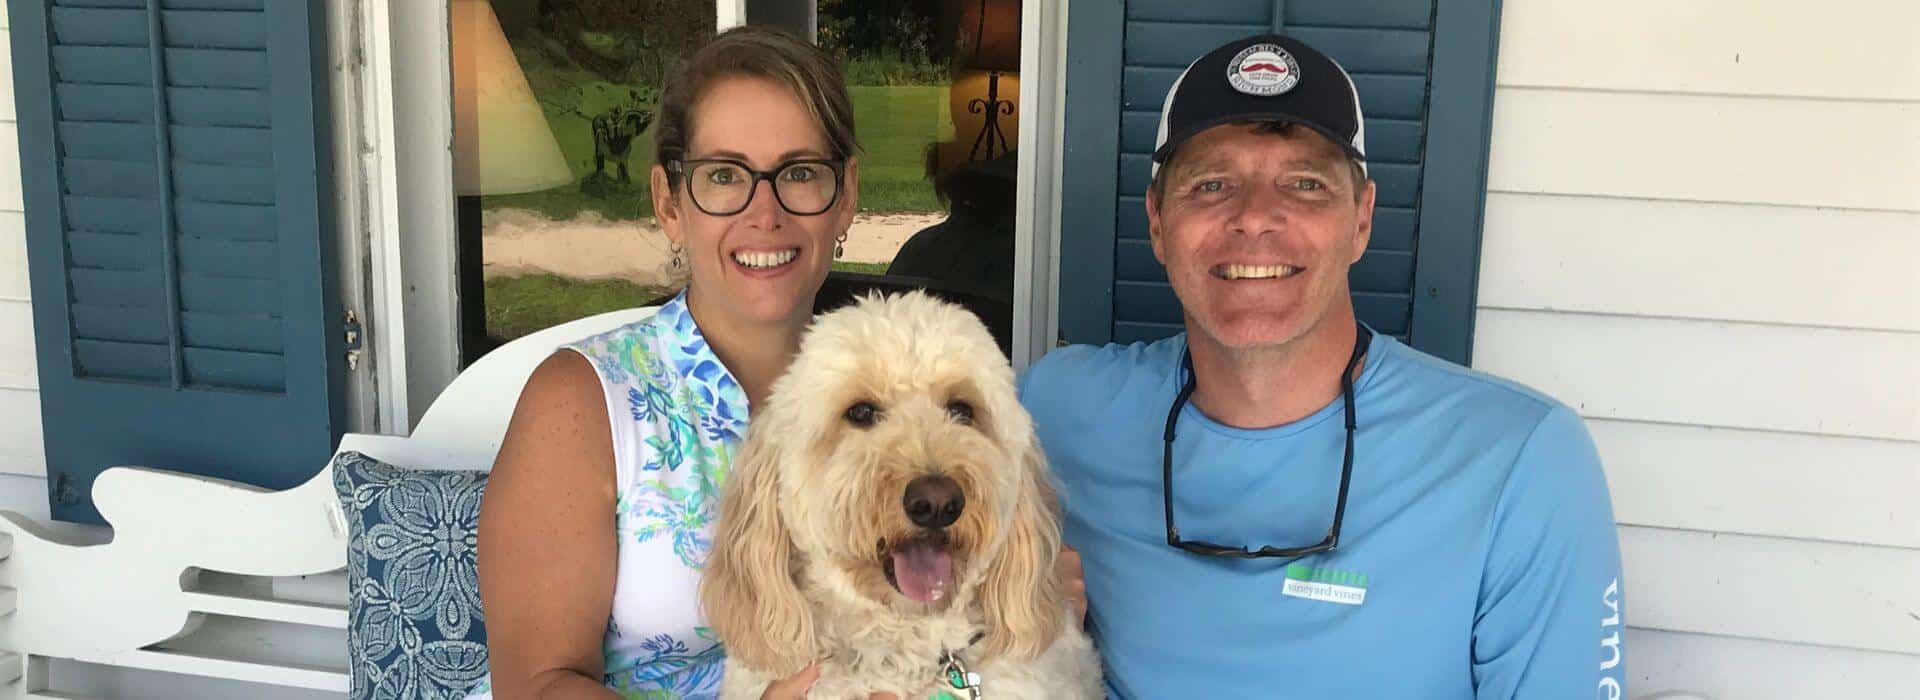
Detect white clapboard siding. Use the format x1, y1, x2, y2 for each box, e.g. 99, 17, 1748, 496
1594, 419, 1920, 550
0, 123, 18, 212
1, 28, 13, 121
0, 211, 24, 300
1496, 0, 1920, 102
0, 474, 49, 521
1621, 526, 1920, 655
0, 388, 44, 477
1486, 89, 1920, 212
1473, 309, 1920, 443
0, 300, 34, 389
1628, 627, 1920, 699
1478, 193, 1920, 332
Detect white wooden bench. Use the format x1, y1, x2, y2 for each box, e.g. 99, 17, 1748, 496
0, 302, 1711, 700
0, 306, 660, 699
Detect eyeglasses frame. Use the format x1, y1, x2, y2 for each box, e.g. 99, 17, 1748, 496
666, 157, 847, 217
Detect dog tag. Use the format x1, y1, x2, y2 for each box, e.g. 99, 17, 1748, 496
937, 651, 983, 699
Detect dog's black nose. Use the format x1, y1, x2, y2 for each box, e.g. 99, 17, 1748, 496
903, 475, 964, 529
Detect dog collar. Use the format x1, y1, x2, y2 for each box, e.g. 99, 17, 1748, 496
932, 647, 984, 700
923, 631, 987, 700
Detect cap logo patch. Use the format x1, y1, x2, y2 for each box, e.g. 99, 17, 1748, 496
1227, 43, 1300, 96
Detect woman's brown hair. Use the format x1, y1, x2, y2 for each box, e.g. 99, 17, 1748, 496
653, 25, 859, 191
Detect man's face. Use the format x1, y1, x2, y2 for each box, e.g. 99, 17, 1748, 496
1146, 123, 1375, 352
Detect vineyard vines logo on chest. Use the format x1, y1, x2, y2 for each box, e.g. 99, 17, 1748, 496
1228, 43, 1301, 96
1281, 564, 1367, 605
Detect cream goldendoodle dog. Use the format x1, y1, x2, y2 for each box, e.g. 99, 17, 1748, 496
701, 292, 1102, 699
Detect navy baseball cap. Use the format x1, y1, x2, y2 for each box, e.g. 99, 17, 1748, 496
1152, 33, 1367, 177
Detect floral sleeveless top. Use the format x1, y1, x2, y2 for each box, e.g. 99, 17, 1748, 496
468, 291, 742, 699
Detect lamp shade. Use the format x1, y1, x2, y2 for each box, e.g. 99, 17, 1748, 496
959, 0, 1021, 73
451, 0, 573, 196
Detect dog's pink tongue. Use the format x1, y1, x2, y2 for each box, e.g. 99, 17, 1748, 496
891, 542, 953, 603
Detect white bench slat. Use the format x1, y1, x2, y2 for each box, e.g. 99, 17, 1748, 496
70, 648, 347, 693
179, 591, 347, 630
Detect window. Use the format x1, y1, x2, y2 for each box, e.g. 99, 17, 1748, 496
450, 0, 716, 363
448, 0, 1027, 363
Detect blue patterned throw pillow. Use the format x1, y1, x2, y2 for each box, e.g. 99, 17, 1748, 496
333, 450, 490, 700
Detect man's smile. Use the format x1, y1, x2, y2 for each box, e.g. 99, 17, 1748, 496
1212, 263, 1304, 281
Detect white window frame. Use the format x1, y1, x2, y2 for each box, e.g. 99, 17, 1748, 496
343, 0, 1068, 431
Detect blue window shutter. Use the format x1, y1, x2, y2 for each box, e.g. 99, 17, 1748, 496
1059, 0, 1501, 365
11, 0, 343, 523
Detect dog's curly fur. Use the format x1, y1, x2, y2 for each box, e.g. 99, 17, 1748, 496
701, 292, 1102, 699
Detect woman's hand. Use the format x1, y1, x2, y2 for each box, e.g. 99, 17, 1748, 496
1058, 545, 1088, 625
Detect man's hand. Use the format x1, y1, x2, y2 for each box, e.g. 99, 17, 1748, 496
758, 664, 820, 699
1058, 546, 1088, 625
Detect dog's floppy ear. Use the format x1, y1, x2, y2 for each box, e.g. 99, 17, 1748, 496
699, 433, 814, 674
978, 441, 1065, 660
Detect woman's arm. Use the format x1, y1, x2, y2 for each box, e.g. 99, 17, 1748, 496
478, 352, 622, 699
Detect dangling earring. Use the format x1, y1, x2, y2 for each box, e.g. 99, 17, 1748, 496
670, 242, 684, 269
834, 231, 848, 259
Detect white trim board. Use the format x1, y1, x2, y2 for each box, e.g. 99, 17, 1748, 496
1473, 309, 1920, 443
326, 0, 382, 436
1478, 193, 1920, 333
716, 0, 746, 30
1594, 418, 1920, 550
1013, 0, 1068, 368
1495, 0, 1920, 102
379, 0, 461, 432
351, 0, 415, 436
1486, 88, 1920, 212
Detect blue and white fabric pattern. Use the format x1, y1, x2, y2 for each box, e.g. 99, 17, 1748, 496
335, 450, 491, 700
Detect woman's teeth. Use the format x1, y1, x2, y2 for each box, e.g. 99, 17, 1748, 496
733, 249, 798, 269
1218, 264, 1301, 280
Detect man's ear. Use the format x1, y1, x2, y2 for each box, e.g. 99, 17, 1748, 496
1145, 181, 1167, 264
651, 164, 683, 247
1349, 179, 1376, 265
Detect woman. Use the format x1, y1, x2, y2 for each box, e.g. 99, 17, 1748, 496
474, 26, 863, 699
475, 26, 1084, 700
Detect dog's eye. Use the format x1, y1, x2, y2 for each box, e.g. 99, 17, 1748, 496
946, 400, 975, 425
844, 401, 880, 427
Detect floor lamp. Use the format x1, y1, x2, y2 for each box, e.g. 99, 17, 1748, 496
964, 0, 1021, 162
451, 0, 572, 364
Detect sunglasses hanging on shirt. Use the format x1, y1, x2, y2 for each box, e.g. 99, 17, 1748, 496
1162, 325, 1371, 559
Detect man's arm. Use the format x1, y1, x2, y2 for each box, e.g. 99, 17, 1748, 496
1472, 406, 1628, 699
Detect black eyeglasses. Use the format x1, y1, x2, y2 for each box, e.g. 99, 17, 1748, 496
668, 158, 845, 216
1162, 326, 1371, 559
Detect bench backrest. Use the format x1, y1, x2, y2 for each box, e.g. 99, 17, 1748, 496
337, 306, 660, 472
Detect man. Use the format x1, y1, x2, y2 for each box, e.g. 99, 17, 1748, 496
1019, 34, 1627, 698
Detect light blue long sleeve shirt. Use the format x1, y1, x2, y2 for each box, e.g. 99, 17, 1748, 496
1018, 330, 1627, 699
